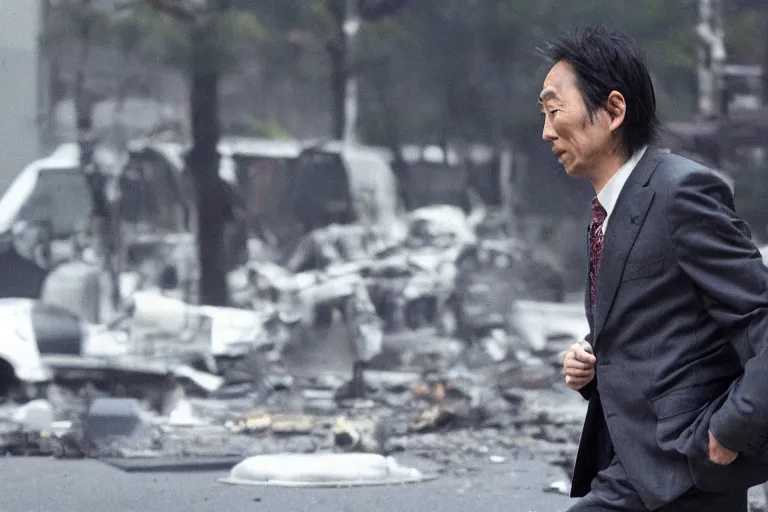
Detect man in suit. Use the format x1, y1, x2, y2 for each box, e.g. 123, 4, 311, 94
545, 27, 768, 511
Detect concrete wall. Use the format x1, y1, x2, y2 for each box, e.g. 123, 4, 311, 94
0, 0, 42, 194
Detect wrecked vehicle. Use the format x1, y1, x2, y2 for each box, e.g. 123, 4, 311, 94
0, 144, 104, 251
250, 259, 369, 332
124, 138, 250, 272
452, 212, 574, 355
293, 142, 404, 240
0, 289, 300, 406
284, 223, 391, 274
247, 222, 392, 333
0, 296, 218, 406
365, 206, 475, 334
125, 138, 407, 272
397, 145, 472, 211
125, 137, 405, 268
127, 291, 286, 366
365, 254, 457, 334
222, 137, 303, 250
0, 226, 49, 300
0, 144, 105, 299
0, 300, 53, 401
401, 205, 477, 249
473, 210, 566, 303
117, 232, 198, 304
453, 244, 518, 349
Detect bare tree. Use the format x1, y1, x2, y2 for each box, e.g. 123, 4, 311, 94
144, 0, 262, 306
41, 0, 120, 308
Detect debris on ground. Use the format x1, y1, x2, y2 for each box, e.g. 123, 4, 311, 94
0, 200, 595, 490
332, 416, 387, 453
544, 480, 571, 495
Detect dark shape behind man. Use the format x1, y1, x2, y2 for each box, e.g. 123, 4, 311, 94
0, 227, 48, 299
0, 243, 47, 299
543, 26, 768, 512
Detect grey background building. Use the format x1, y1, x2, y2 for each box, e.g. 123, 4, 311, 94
0, 0, 44, 194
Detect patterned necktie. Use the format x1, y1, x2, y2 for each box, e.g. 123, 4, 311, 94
589, 198, 607, 311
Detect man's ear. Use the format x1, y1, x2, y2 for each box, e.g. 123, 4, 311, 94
605, 90, 626, 132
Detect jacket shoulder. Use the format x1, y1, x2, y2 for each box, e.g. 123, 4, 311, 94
650, 151, 733, 197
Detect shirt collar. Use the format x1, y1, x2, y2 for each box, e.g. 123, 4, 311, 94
596, 145, 648, 219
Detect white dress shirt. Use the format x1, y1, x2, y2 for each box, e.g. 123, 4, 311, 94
596, 146, 648, 234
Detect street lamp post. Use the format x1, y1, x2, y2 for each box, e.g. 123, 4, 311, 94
343, 0, 360, 146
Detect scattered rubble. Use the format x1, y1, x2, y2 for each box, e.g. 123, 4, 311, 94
0, 349, 589, 477
83, 398, 157, 447
545, 480, 571, 495
0, 196, 592, 487
332, 417, 387, 453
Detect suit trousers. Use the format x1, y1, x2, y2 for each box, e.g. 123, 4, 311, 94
566, 456, 747, 512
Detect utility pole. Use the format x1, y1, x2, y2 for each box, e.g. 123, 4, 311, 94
696, 0, 727, 118
343, 0, 361, 146
694, 0, 727, 167
763, 12, 768, 106
498, 147, 515, 237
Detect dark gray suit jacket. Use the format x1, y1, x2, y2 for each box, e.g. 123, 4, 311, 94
571, 148, 768, 510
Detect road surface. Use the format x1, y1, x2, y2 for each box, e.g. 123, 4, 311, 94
0, 456, 573, 512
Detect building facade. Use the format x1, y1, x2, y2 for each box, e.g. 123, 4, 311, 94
0, 0, 45, 194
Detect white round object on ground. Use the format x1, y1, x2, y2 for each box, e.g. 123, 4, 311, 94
220, 453, 434, 487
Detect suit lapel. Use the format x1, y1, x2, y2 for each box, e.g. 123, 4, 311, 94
592, 149, 664, 340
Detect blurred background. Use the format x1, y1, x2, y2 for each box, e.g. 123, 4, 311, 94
1, 1, 768, 497
1, 0, 767, 302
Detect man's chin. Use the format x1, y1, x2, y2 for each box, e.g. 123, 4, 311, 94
563, 163, 585, 178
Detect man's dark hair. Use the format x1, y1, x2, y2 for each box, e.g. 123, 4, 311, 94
541, 26, 660, 157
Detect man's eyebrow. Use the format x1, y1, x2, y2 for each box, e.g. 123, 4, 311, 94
538, 88, 558, 104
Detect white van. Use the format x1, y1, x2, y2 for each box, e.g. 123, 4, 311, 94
0, 144, 93, 240
294, 141, 405, 241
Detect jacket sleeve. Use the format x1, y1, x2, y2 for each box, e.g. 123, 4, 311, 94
578, 332, 595, 400
578, 379, 596, 401
667, 170, 768, 455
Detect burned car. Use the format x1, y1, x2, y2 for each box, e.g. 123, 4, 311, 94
249, 223, 392, 330
250, 259, 367, 333
284, 223, 392, 275
365, 206, 475, 335
293, 143, 402, 238
0, 300, 54, 401
453, 216, 570, 356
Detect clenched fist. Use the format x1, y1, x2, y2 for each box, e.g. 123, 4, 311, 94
562, 340, 596, 391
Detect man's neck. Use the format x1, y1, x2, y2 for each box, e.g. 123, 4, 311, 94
590, 151, 630, 194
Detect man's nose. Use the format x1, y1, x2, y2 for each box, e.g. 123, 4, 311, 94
542, 117, 557, 142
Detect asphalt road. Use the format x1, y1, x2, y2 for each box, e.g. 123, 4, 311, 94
0, 456, 573, 512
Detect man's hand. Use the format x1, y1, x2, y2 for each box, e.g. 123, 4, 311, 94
562, 341, 596, 391
708, 431, 738, 465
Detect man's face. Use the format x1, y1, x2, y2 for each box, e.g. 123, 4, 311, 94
539, 61, 614, 178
